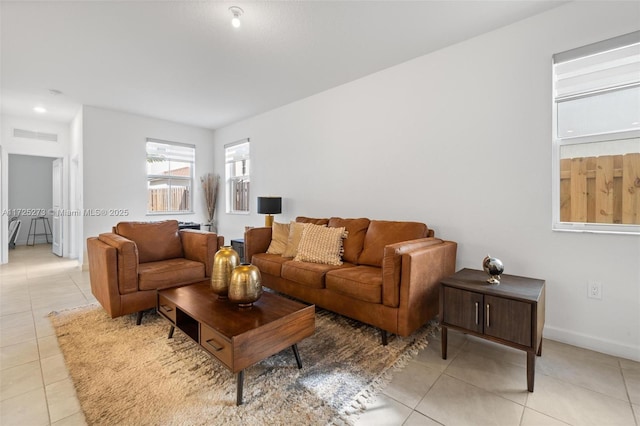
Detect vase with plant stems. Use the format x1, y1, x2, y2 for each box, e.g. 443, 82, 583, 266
201, 173, 219, 232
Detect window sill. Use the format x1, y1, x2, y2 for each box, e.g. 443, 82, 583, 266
146, 211, 194, 216
553, 222, 640, 236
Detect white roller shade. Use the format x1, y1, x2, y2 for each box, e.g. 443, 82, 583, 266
553, 31, 640, 100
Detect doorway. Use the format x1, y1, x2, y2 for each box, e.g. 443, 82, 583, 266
7, 154, 62, 256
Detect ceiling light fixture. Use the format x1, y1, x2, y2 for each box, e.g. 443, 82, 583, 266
33, 106, 47, 114
229, 6, 243, 28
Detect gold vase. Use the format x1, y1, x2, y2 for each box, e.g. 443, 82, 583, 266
211, 246, 240, 299
228, 263, 263, 308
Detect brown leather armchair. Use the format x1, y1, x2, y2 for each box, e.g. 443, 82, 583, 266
87, 220, 223, 324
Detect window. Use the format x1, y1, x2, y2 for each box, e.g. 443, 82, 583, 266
146, 139, 195, 214
552, 31, 640, 234
225, 139, 250, 214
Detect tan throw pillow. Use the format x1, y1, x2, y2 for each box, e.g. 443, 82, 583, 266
294, 223, 347, 266
282, 221, 307, 258
266, 221, 290, 255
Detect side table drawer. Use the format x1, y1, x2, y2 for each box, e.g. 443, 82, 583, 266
157, 295, 177, 323
200, 324, 233, 368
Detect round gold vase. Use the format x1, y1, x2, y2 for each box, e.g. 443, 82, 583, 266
228, 263, 263, 308
211, 246, 240, 299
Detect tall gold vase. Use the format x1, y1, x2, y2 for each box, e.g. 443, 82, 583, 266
211, 246, 240, 299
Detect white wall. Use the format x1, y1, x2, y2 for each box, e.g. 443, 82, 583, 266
82, 106, 215, 262
213, 2, 640, 360
8, 154, 54, 245
0, 115, 71, 262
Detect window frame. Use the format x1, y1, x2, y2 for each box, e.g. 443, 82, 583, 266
551, 31, 640, 235
225, 138, 251, 215
146, 138, 195, 215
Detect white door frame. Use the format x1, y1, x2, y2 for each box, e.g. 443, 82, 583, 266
52, 158, 63, 256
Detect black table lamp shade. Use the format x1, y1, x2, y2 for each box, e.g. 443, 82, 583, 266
257, 197, 282, 215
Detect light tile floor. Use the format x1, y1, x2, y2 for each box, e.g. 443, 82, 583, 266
1, 245, 638, 425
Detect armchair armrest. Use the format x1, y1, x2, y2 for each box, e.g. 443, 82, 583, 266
244, 227, 272, 264
87, 237, 121, 317
179, 230, 223, 277
97, 232, 139, 295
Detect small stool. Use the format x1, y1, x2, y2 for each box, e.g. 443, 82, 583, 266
27, 216, 52, 246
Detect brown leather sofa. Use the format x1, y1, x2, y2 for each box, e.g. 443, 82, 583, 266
87, 220, 223, 324
245, 217, 457, 344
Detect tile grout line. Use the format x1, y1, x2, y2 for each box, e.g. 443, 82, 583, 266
30, 269, 54, 426
535, 361, 633, 405
618, 358, 639, 426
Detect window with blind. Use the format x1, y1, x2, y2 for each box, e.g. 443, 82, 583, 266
225, 139, 250, 214
146, 139, 195, 214
552, 31, 640, 234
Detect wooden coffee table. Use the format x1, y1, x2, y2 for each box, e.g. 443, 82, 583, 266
156, 281, 315, 405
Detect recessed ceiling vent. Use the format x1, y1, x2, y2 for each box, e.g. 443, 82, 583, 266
13, 128, 58, 142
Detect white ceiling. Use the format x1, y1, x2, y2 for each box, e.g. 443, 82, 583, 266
0, 1, 566, 130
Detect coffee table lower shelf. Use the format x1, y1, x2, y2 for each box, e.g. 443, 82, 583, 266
157, 281, 315, 405
166, 323, 303, 405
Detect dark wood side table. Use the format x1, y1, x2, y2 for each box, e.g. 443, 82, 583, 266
440, 268, 545, 392
231, 238, 245, 263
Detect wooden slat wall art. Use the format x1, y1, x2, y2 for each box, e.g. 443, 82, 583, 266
560, 153, 640, 225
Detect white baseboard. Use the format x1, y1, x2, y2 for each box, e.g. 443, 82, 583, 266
544, 325, 640, 362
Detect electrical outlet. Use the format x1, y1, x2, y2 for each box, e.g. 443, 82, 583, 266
588, 281, 602, 300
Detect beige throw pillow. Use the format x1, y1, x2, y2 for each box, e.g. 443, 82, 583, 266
266, 221, 290, 255
282, 222, 307, 258
294, 223, 347, 266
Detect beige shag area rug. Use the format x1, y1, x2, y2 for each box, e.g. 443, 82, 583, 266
50, 304, 434, 425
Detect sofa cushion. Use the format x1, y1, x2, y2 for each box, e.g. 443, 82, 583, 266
116, 220, 183, 264
325, 266, 383, 304
138, 258, 204, 290
282, 221, 307, 258
281, 260, 353, 289
296, 216, 330, 226
266, 221, 290, 255
252, 253, 290, 277
328, 218, 370, 264
358, 220, 429, 267
294, 223, 347, 266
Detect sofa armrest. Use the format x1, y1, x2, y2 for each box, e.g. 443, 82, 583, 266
244, 227, 272, 264
87, 237, 122, 318
382, 238, 445, 307
97, 232, 139, 295
396, 240, 457, 335
179, 230, 222, 277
